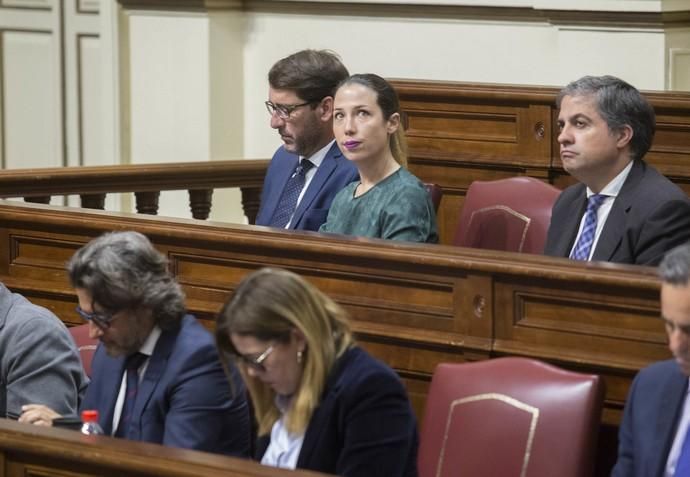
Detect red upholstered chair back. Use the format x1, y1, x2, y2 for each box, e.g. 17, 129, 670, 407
453, 177, 560, 253
418, 358, 604, 477
424, 183, 443, 213
68, 323, 98, 377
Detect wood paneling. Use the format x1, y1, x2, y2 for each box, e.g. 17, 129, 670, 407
0, 197, 669, 412
0, 199, 669, 476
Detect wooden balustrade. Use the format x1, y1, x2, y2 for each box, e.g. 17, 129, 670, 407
0, 200, 669, 476
0, 418, 328, 477
0, 159, 269, 223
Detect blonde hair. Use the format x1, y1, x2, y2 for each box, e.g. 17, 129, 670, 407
216, 268, 353, 435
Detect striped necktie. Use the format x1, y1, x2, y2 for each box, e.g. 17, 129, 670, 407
570, 194, 607, 261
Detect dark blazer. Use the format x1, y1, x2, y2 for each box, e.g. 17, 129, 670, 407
255, 142, 358, 231
544, 159, 690, 266
81, 315, 250, 457
612, 359, 688, 477
257, 346, 418, 477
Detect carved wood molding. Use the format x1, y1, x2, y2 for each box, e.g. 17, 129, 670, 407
242, 1, 690, 29
116, 0, 242, 11
113, 0, 690, 28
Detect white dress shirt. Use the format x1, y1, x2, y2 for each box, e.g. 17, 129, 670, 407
569, 161, 634, 260
261, 395, 305, 469
665, 378, 690, 477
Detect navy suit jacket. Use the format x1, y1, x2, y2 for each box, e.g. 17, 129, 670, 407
257, 346, 418, 477
544, 159, 690, 266
80, 315, 250, 457
612, 359, 688, 477
255, 142, 358, 231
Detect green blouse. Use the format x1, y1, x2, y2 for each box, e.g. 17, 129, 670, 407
319, 168, 439, 243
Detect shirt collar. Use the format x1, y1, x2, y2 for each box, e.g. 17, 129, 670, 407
139, 325, 162, 357
299, 139, 334, 169
586, 160, 634, 198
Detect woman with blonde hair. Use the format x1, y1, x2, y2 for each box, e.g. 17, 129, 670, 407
319, 73, 438, 243
215, 267, 418, 477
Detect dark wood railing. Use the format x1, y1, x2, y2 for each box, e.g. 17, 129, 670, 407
0, 159, 269, 223
0, 418, 328, 477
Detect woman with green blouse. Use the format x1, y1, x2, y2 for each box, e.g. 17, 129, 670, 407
319, 74, 438, 243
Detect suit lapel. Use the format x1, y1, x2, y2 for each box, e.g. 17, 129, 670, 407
651, 369, 688, 477
289, 143, 341, 229
554, 186, 587, 257
130, 328, 176, 434
263, 153, 300, 225
592, 160, 644, 261
100, 353, 127, 435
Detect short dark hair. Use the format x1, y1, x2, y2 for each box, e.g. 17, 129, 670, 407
68, 231, 186, 329
659, 243, 690, 286
557, 75, 656, 161
268, 49, 349, 103
336, 73, 408, 167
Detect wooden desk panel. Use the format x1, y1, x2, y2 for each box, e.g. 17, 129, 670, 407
0, 200, 671, 476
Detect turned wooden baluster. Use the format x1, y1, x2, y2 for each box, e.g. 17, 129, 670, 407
24, 196, 51, 204
134, 191, 160, 215
241, 186, 262, 225
80, 194, 106, 210
188, 189, 213, 220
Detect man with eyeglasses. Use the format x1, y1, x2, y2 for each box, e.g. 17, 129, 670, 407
255, 49, 358, 231
0, 282, 87, 420
20, 231, 251, 457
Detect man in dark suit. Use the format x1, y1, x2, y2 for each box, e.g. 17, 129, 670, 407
544, 75, 690, 266
255, 49, 358, 231
612, 243, 690, 477
20, 231, 250, 457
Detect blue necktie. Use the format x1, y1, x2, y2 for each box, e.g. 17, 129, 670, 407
269, 160, 314, 228
114, 352, 147, 438
675, 424, 690, 476
570, 194, 607, 261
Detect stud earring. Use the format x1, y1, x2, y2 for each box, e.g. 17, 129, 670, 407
297, 350, 303, 364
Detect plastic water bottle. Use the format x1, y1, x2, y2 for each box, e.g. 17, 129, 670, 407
80, 409, 104, 435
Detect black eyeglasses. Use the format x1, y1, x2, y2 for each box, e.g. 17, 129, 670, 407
265, 100, 311, 120
236, 344, 274, 372
75, 306, 116, 330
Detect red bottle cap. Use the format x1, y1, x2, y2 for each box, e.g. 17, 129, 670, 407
81, 410, 99, 422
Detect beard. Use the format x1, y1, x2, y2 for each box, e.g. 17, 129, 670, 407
282, 112, 326, 158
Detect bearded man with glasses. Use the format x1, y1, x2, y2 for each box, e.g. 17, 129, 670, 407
20, 231, 250, 458
255, 49, 358, 231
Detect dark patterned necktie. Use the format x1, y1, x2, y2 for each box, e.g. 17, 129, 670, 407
114, 352, 147, 438
269, 160, 314, 228
570, 194, 607, 261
